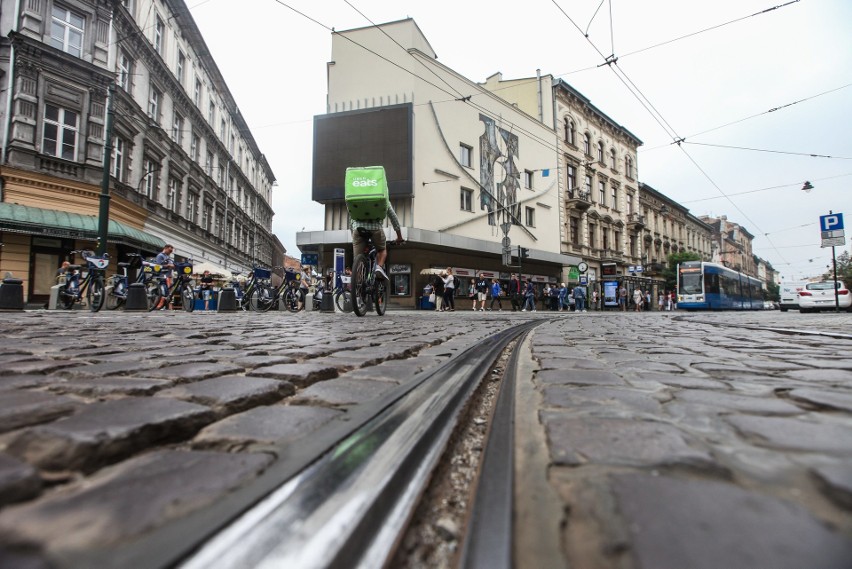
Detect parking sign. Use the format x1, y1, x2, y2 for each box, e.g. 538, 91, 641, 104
819, 213, 844, 232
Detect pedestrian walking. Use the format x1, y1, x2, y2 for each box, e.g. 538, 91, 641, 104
509, 273, 522, 311
592, 289, 599, 311
468, 280, 477, 310
557, 282, 568, 311
573, 285, 586, 312
489, 278, 503, 311
476, 275, 488, 311
433, 273, 444, 312
442, 268, 456, 311
619, 285, 628, 311
522, 278, 536, 311
199, 270, 214, 311
633, 287, 643, 312
658, 292, 665, 311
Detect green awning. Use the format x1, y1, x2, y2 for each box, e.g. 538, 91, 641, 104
0, 202, 166, 251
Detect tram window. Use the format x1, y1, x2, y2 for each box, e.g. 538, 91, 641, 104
680, 273, 702, 294
704, 273, 719, 294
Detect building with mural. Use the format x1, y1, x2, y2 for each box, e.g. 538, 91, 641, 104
298, 18, 580, 308
0, 0, 275, 305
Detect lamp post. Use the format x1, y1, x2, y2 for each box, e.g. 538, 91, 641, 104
96, 84, 115, 255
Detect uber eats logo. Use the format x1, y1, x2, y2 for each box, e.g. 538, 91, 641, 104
351, 178, 379, 187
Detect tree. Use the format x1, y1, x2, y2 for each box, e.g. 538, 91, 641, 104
663, 251, 701, 292
822, 250, 852, 283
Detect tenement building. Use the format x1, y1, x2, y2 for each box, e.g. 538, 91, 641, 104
0, 0, 275, 304
299, 18, 579, 308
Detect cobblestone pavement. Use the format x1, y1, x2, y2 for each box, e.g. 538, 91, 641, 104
0, 308, 850, 568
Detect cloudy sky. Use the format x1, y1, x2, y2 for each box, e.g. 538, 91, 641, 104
189, 0, 852, 281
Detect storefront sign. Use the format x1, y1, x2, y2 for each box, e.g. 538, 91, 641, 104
389, 264, 410, 274
452, 267, 475, 277
477, 270, 498, 279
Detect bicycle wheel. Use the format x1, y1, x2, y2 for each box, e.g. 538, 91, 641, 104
181, 285, 196, 312
147, 281, 163, 311
105, 288, 123, 310
88, 277, 105, 312
351, 254, 369, 317
59, 285, 75, 310
374, 277, 386, 316
283, 288, 300, 313
335, 290, 352, 313
249, 285, 275, 312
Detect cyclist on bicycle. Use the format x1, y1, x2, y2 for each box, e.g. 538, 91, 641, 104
153, 244, 175, 310
345, 166, 403, 281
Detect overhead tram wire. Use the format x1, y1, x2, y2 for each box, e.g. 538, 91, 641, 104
682, 142, 852, 160
641, 82, 852, 153
682, 171, 852, 204
270, 0, 565, 158
548, 0, 794, 268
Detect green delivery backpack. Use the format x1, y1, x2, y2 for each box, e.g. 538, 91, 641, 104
345, 166, 388, 222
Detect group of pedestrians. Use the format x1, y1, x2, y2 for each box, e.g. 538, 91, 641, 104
618, 285, 676, 311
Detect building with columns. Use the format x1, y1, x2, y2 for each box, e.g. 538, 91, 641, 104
0, 0, 275, 304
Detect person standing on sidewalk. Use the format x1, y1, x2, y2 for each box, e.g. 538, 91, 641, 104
442, 268, 456, 312
475, 275, 489, 311
633, 287, 643, 312
509, 273, 522, 311
433, 273, 445, 312
619, 285, 628, 311
199, 270, 214, 311
573, 284, 586, 312
558, 282, 569, 311
522, 278, 536, 312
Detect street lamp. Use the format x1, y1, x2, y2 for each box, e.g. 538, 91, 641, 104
801, 181, 814, 192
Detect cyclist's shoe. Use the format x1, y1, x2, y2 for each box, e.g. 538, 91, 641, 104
375, 265, 389, 281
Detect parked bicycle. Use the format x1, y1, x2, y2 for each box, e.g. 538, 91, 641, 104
58, 250, 109, 312
240, 266, 274, 312
351, 229, 388, 317
105, 253, 155, 310
148, 260, 196, 312
333, 273, 353, 313
247, 267, 300, 313
225, 271, 246, 309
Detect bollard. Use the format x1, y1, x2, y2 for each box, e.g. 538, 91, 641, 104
320, 291, 334, 312
125, 283, 149, 311
218, 287, 237, 312
0, 278, 24, 311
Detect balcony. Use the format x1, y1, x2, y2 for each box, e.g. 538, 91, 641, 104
566, 190, 592, 212
626, 213, 645, 230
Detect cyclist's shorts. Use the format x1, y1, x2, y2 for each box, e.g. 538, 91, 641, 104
352, 228, 386, 254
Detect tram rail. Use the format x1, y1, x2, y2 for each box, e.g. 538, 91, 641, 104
66, 320, 541, 569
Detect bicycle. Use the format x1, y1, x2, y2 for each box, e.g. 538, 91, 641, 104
351, 229, 389, 317
105, 253, 154, 310
225, 271, 246, 309
58, 250, 109, 312
148, 260, 196, 312
245, 266, 277, 312
333, 273, 353, 313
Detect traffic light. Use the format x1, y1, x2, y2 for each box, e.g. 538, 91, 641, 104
518, 247, 529, 259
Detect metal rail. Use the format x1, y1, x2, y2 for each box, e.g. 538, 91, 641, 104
65, 321, 540, 569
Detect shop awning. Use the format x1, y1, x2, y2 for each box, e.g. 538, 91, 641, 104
0, 202, 166, 251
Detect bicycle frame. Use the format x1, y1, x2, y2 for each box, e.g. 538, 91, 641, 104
60, 250, 109, 312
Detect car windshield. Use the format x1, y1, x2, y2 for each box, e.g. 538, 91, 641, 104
805, 282, 840, 291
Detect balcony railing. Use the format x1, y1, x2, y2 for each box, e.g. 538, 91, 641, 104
566, 189, 592, 211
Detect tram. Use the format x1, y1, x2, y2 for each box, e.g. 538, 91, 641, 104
677, 261, 763, 310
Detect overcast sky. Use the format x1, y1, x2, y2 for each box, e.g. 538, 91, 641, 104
189, 0, 852, 281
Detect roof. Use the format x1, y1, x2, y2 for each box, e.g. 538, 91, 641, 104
0, 202, 166, 251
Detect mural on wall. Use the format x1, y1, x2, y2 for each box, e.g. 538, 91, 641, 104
478, 114, 520, 227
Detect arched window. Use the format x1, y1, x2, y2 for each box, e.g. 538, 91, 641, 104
597, 141, 604, 163
625, 156, 634, 178
583, 133, 591, 156
564, 118, 575, 145
610, 148, 617, 170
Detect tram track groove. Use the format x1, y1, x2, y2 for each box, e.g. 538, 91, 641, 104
62, 320, 541, 569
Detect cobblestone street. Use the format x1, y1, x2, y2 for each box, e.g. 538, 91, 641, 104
0, 308, 850, 568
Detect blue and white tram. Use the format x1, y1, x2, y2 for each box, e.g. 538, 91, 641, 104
677, 261, 763, 310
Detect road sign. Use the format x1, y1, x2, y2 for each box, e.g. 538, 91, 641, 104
502, 236, 511, 247
502, 251, 512, 266
820, 213, 844, 232
821, 237, 846, 248
501, 222, 511, 234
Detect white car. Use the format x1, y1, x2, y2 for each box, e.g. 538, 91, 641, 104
797, 281, 851, 312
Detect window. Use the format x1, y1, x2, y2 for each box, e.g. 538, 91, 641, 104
569, 217, 579, 244
208, 101, 215, 124
626, 192, 634, 215
172, 112, 184, 146
168, 177, 181, 212
142, 159, 158, 200
588, 223, 596, 249
118, 51, 133, 92
112, 137, 124, 181
566, 164, 577, 194
460, 187, 473, 212
611, 186, 618, 209
220, 119, 226, 140
148, 87, 161, 123
154, 16, 164, 55
597, 141, 604, 163
50, 7, 84, 58
206, 151, 213, 176
583, 133, 591, 156
202, 202, 212, 232
525, 206, 535, 227
615, 231, 621, 253
194, 79, 202, 107
610, 149, 617, 170
564, 118, 575, 145
626, 156, 634, 178
583, 174, 592, 197
459, 143, 472, 168
187, 192, 198, 224
524, 170, 533, 190
42, 104, 78, 160
598, 180, 606, 205
602, 228, 609, 251
190, 133, 199, 161
176, 51, 186, 85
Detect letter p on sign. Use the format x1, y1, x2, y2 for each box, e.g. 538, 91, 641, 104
820, 213, 844, 232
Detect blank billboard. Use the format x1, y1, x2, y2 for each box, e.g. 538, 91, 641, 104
312, 104, 413, 202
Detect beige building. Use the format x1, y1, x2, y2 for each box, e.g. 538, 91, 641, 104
0, 0, 275, 304
701, 215, 757, 277
299, 19, 578, 307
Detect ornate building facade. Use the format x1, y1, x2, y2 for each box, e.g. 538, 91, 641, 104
0, 0, 275, 303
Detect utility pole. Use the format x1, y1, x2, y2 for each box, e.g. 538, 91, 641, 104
96, 84, 115, 255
